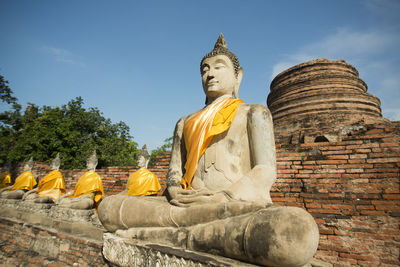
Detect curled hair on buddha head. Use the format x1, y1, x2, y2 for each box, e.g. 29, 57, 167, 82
200, 33, 241, 78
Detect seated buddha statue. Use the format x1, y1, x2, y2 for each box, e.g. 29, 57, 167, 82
23, 153, 66, 203
56, 150, 104, 210
0, 161, 12, 190
120, 145, 161, 196
98, 34, 319, 266
0, 157, 36, 199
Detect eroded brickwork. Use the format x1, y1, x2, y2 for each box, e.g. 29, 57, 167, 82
0, 217, 106, 266
271, 124, 400, 266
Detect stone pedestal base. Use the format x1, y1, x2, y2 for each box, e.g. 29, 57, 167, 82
0, 198, 52, 213
48, 206, 102, 227
0, 199, 105, 241
103, 233, 257, 267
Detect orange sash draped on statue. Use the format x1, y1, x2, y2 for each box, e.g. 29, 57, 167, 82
37, 170, 66, 201
11, 171, 37, 191
126, 168, 161, 196
70, 170, 104, 205
180, 96, 243, 189
0, 171, 11, 189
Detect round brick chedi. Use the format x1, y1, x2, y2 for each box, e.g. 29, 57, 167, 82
267, 59, 388, 144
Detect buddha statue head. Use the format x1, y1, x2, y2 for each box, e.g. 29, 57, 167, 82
2, 161, 12, 173
200, 33, 243, 102
137, 144, 150, 169
86, 150, 98, 171
24, 157, 34, 172
50, 153, 61, 171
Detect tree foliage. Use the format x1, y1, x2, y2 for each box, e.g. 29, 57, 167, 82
0, 75, 17, 105
149, 137, 173, 166
0, 92, 139, 169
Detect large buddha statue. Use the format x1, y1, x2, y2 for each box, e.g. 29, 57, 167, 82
23, 153, 66, 203
0, 157, 36, 199
0, 161, 12, 189
98, 34, 319, 266
56, 150, 104, 209
121, 145, 161, 196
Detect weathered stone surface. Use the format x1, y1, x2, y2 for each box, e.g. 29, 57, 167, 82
0, 200, 105, 241
48, 205, 102, 227
103, 233, 257, 267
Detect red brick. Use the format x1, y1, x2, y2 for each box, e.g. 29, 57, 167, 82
367, 157, 400, 163
382, 194, 400, 200
360, 210, 387, 215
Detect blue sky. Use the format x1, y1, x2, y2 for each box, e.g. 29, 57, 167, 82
1, 0, 399, 151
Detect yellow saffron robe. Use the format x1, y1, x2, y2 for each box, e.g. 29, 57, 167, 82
180, 96, 243, 189
0, 171, 11, 189
37, 170, 66, 201
126, 168, 161, 196
70, 170, 104, 206
11, 171, 37, 191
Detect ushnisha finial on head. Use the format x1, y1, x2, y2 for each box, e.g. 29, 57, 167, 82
201, 33, 241, 78
86, 150, 98, 171
50, 153, 61, 171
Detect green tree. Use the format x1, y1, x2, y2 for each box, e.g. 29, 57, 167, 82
149, 137, 173, 166
1, 95, 139, 168
0, 75, 17, 105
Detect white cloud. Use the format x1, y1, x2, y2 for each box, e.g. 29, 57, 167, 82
270, 27, 400, 119
42, 45, 86, 68
272, 28, 399, 78
383, 109, 400, 121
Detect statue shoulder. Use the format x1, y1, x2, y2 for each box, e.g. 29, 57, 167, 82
175, 109, 201, 129
237, 103, 272, 117
239, 104, 273, 124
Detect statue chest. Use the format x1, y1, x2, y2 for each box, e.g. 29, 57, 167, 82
191, 112, 251, 191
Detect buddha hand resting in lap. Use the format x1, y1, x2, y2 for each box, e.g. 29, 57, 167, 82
23, 153, 66, 203
56, 150, 104, 210
0, 157, 36, 199
98, 34, 319, 267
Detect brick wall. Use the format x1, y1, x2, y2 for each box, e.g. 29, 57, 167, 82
272, 123, 400, 266
0, 217, 106, 266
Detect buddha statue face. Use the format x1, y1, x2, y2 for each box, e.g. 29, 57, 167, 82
201, 55, 240, 99
200, 34, 243, 102
24, 157, 34, 171
137, 155, 147, 169
86, 150, 98, 171
50, 153, 61, 170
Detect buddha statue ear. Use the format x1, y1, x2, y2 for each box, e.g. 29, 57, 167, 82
234, 67, 244, 99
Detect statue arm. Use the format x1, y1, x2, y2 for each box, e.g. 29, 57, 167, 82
55, 191, 73, 204
167, 117, 185, 188
0, 185, 12, 194
166, 117, 201, 203
22, 188, 38, 200
224, 105, 277, 203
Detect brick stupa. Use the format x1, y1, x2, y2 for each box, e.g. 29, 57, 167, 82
267, 58, 389, 144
